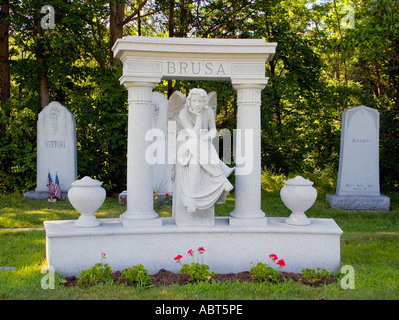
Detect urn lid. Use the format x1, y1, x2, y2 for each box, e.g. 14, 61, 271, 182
284, 176, 314, 186
71, 176, 103, 187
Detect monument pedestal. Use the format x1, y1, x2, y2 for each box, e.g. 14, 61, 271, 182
44, 217, 343, 276
326, 193, 390, 211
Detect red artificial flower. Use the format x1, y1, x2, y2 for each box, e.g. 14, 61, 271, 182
165, 193, 170, 197
174, 254, 183, 263
269, 254, 278, 261
187, 249, 194, 256
277, 259, 285, 268
198, 247, 206, 253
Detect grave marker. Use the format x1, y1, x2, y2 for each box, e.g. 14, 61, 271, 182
24, 102, 77, 200
326, 106, 390, 210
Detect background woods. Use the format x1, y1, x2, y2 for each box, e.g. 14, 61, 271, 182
0, 0, 398, 194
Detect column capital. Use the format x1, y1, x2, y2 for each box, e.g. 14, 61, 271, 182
119, 76, 162, 88
231, 77, 269, 90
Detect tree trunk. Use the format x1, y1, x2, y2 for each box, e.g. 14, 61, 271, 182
33, 10, 50, 110
109, 1, 125, 66
0, 0, 10, 109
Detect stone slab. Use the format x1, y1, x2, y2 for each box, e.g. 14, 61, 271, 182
23, 190, 69, 200
0, 267, 16, 271
44, 217, 343, 276
336, 106, 381, 196
326, 193, 390, 211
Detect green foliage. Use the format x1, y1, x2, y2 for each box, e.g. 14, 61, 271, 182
0, 104, 37, 194
1, 0, 399, 194
120, 264, 152, 287
249, 262, 280, 283
180, 263, 215, 282
77, 262, 113, 287
301, 267, 333, 285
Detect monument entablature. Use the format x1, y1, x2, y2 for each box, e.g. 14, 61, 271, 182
112, 36, 276, 82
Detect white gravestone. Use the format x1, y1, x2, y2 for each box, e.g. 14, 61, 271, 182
24, 102, 77, 200
151, 92, 171, 194
326, 106, 390, 210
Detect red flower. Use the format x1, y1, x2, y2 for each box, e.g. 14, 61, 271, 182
174, 254, 183, 263
187, 249, 194, 256
269, 254, 278, 261
198, 247, 205, 253
277, 259, 285, 268
153, 191, 155, 194
165, 193, 170, 197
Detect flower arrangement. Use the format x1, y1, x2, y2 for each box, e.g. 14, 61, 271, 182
249, 253, 285, 283
174, 246, 215, 282
153, 190, 173, 206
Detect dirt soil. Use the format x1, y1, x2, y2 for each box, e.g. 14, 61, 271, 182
63, 269, 336, 287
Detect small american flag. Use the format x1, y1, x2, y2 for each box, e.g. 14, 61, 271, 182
46, 171, 54, 194
54, 173, 61, 199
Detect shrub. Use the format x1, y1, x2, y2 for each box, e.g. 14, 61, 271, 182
249, 262, 280, 283
120, 264, 152, 287
180, 262, 215, 282
77, 253, 113, 286
77, 262, 113, 287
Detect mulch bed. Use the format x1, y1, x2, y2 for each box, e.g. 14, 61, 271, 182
63, 268, 336, 287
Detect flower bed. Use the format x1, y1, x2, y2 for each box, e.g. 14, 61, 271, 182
63, 268, 337, 287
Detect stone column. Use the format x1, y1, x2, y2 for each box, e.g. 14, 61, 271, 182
120, 79, 162, 227
230, 80, 268, 225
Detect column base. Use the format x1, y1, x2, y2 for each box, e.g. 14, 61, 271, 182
120, 211, 162, 227
229, 210, 267, 226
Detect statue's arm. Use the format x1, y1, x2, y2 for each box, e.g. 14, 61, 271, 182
179, 109, 200, 139
200, 108, 217, 140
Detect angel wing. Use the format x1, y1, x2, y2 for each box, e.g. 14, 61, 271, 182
167, 91, 186, 129
167, 91, 186, 184
207, 91, 217, 115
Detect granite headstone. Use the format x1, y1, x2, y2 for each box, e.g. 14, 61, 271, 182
24, 101, 77, 200
326, 106, 390, 210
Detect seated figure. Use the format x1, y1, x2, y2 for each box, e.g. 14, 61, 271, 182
168, 88, 234, 224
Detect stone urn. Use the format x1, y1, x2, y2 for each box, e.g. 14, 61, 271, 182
68, 176, 106, 227
280, 176, 317, 226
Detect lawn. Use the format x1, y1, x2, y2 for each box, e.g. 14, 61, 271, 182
0, 190, 398, 301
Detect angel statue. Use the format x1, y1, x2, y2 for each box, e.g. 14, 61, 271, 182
168, 88, 234, 220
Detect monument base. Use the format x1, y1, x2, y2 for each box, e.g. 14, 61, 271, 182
23, 190, 68, 200
44, 217, 343, 276
326, 194, 390, 211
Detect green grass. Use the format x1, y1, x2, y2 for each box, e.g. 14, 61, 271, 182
1, 191, 399, 300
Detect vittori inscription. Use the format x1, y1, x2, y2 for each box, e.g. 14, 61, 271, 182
45, 140, 66, 148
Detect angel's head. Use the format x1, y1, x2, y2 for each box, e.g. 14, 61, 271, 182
185, 88, 208, 113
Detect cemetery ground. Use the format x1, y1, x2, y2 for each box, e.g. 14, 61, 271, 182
0, 185, 398, 300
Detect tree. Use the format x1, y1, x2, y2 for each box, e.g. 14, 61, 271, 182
0, 0, 10, 108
